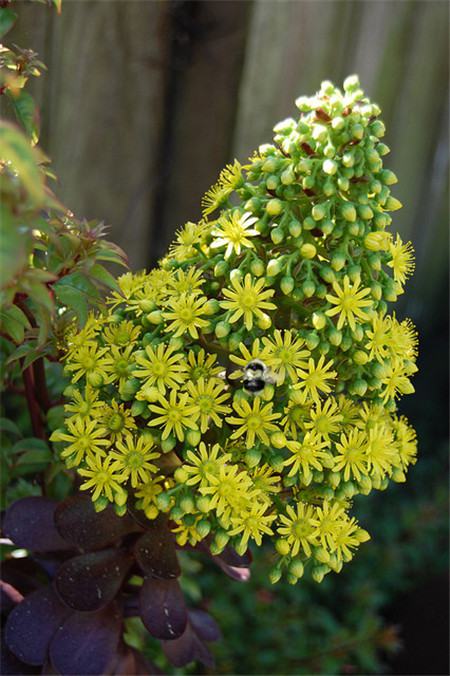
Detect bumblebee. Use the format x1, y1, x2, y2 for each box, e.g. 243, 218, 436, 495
242, 359, 276, 394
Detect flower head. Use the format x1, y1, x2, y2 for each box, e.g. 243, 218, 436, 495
211, 210, 259, 259
325, 275, 372, 331
220, 273, 276, 330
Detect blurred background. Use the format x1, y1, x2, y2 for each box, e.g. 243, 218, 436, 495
11, 1, 449, 673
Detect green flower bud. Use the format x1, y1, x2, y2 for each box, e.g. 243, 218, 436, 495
302, 280, 316, 297
331, 251, 346, 271
281, 166, 295, 185
215, 320, 231, 339
302, 176, 315, 190
306, 331, 320, 350
319, 266, 335, 284
228, 331, 244, 352
343, 74, 360, 91
245, 448, 262, 468
300, 243, 317, 259
337, 176, 349, 191
348, 265, 361, 283
271, 226, 284, 244
358, 204, 374, 220
275, 539, 290, 557
266, 175, 280, 191
316, 284, 327, 299
197, 496, 211, 512
303, 216, 316, 230
266, 198, 283, 216
323, 180, 336, 197
214, 260, 229, 277
385, 195, 402, 211
196, 520, 211, 538
312, 312, 327, 330
321, 219, 334, 235
257, 312, 272, 330
280, 276, 295, 295
230, 268, 243, 284
87, 372, 104, 388
156, 492, 172, 512
269, 566, 283, 584
250, 258, 265, 277
319, 340, 330, 354
180, 496, 195, 514
204, 299, 220, 315
271, 431, 287, 449
266, 258, 283, 277
322, 159, 337, 175
331, 115, 345, 130
369, 253, 381, 271
131, 400, 147, 417
341, 203, 357, 222
186, 429, 201, 447
174, 467, 188, 483
353, 350, 369, 365
289, 559, 305, 578
370, 119, 385, 138
352, 379, 368, 396
214, 530, 230, 550
288, 220, 302, 237
342, 151, 354, 168
328, 327, 342, 346
371, 282, 382, 300
161, 435, 177, 453
312, 203, 327, 221
244, 197, 261, 213
262, 157, 278, 173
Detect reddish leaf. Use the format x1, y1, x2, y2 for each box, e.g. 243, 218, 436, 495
55, 549, 133, 611
55, 494, 141, 551
140, 577, 187, 640
5, 585, 70, 666
3, 497, 72, 552
49, 603, 121, 676
189, 608, 221, 642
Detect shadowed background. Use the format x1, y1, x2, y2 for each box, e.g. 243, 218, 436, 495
10, 1, 449, 673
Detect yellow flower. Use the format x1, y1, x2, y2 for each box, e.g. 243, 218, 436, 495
229, 503, 276, 551
101, 344, 136, 388
366, 424, 399, 480
262, 330, 310, 384
388, 315, 418, 361
380, 358, 415, 403
277, 502, 319, 557
220, 273, 276, 330
181, 442, 231, 488
332, 516, 370, 563
210, 210, 259, 259
365, 313, 392, 362
64, 384, 105, 420
186, 378, 231, 433
135, 476, 165, 519
387, 234, 415, 285
334, 429, 368, 482
168, 220, 210, 261
133, 343, 187, 394
50, 418, 110, 467
304, 397, 343, 440
185, 348, 224, 383
78, 454, 124, 502
163, 293, 210, 339
201, 160, 243, 216
250, 464, 282, 503
110, 434, 160, 487
392, 416, 418, 470
102, 320, 141, 347
227, 398, 281, 448
100, 399, 137, 441
229, 338, 273, 379
281, 389, 309, 439
64, 343, 110, 385
107, 271, 147, 310
310, 501, 347, 551
325, 275, 372, 330
200, 464, 257, 525
284, 432, 332, 484
172, 515, 206, 547
168, 267, 204, 297
295, 355, 336, 402
148, 390, 199, 441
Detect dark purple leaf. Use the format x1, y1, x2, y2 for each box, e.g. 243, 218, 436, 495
49, 602, 121, 676
134, 516, 180, 579
189, 608, 221, 642
55, 495, 141, 551
3, 498, 72, 552
162, 623, 214, 669
5, 585, 70, 666
107, 645, 162, 675
55, 548, 133, 611
140, 577, 187, 640
1, 557, 49, 595
1, 635, 40, 675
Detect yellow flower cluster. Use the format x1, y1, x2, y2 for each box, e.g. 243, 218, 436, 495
51, 77, 418, 584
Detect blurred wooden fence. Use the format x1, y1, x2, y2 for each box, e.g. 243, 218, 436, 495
10, 0, 449, 320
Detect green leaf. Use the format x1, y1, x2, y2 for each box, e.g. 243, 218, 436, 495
46, 405, 65, 432
54, 272, 100, 326
11, 438, 50, 455
0, 207, 27, 288
89, 263, 120, 291
16, 448, 53, 465
25, 279, 54, 313
0, 305, 31, 344
6, 90, 40, 144
0, 121, 46, 204
0, 417, 22, 438
0, 8, 17, 38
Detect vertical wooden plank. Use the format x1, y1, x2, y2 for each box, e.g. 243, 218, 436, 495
46, 0, 170, 270
151, 0, 252, 263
